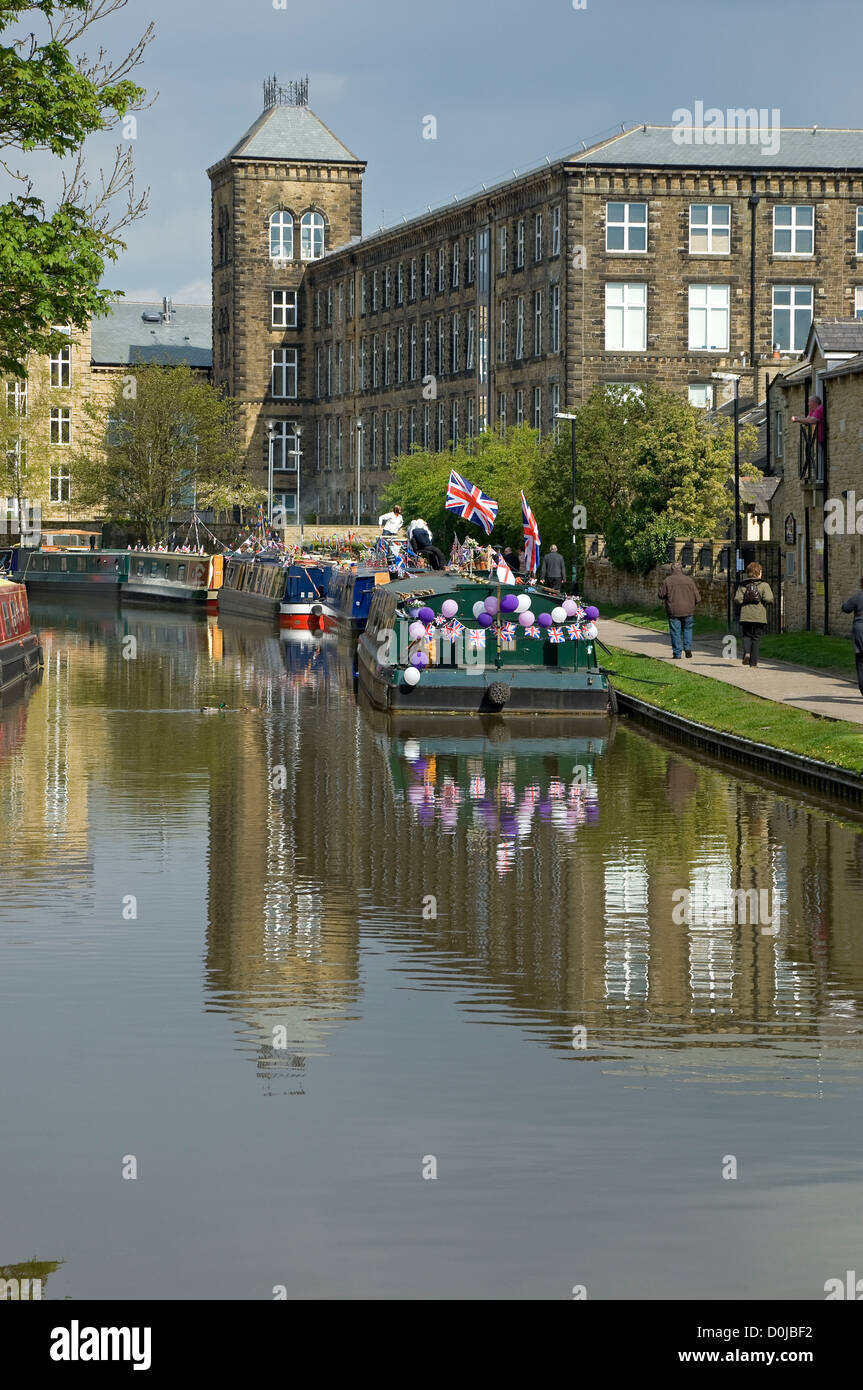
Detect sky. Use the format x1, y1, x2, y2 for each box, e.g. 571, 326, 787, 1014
42, 0, 863, 305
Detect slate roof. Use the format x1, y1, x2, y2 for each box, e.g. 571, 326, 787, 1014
806, 318, 863, 355
572, 125, 863, 170
740, 476, 781, 511
221, 103, 363, 165
91, 301, 212, 368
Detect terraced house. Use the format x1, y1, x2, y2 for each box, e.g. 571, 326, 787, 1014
209, 87, 863, 525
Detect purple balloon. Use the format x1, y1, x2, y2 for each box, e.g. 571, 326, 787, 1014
584, 605, 600, 621
563, 599, 579, 617
477, 611, 494, 628
408, 608, 421, 619
411, 651, 429, 668
518, 610, 534, 627
500, 593, 519, 613
418, 606, 435, 624
537, 612, 553, 628
484, 595, 499, 614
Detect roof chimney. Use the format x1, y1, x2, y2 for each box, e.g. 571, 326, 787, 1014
162, 297, 173, 324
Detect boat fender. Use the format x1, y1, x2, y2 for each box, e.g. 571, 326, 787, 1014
311, 604, 323, 616
487, 681, 511, 707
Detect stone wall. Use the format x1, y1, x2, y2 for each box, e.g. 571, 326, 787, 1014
583, 534, 783, 631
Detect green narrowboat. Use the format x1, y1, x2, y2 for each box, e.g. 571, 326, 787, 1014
357, 574, 615, 716
21, 547, 128, 598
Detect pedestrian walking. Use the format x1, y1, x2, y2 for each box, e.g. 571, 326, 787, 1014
658, 562, 701, 659
540, 544, 566, 592
841, 577, 863, 696
734, 561, 774, 667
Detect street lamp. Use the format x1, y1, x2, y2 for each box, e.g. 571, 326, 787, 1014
294, 424, 304, 546
556, 410, 578, 592
712, 371, 742, 625
266, 420, 276, 526
355, 418, 364, 527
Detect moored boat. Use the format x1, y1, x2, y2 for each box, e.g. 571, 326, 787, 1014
357, 573, 614, 716
319, 563, 395, 634
0, 575, 43, 693
121, 551, 224, 611
218, 555, 334, 629
21, 546, 128, 598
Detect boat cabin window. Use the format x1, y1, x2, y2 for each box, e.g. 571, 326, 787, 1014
178, 564, 185, 581
60, 557, 67, 571
151, 561, 159, 576
137, 560, 145, 575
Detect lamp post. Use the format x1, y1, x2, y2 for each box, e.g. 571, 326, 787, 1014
355, 418, 364, 527
266, 420, 276, 527
556, 411, 578, 592
294, 424, 304, 546
712, 372, 742, 626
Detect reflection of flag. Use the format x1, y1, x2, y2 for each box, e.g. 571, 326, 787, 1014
549, 627, 565, 643
521, 491, 541, 574
470, 776, 486, 799
550, 779, 565, 798
495, 552, 515, 584
500, 622, 516, 640
468, 629, 486, 647
446, 470, 498, 534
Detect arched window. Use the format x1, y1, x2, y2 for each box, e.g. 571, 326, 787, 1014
270, 211, 293, 261
301, 210, 325, 261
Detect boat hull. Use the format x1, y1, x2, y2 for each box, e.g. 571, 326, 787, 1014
0, 632, 43, 694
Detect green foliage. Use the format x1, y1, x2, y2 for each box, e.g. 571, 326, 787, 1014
71, 365, 253, 542
0, 1, 150, 375
543, 384, 757, 573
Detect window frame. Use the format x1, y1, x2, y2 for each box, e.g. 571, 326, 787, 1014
773, 204, 815, 257
605, 201, 648, 255
688, 203, 731, 256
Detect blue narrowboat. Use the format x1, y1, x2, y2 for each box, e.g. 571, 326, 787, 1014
319, 564, 396, 634
218, 555, 335, 629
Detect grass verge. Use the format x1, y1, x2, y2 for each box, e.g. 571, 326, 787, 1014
603, 644, 863, 775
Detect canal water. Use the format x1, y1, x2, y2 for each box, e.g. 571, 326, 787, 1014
2, 603, 863, 1301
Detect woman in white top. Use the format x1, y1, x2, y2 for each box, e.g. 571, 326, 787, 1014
378, 505, 403, 535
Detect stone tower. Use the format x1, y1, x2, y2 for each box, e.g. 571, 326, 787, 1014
207, 77, 365, 520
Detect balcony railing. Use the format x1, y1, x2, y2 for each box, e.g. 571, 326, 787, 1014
797, 423, 823, 485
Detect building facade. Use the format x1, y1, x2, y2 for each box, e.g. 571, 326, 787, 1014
209, 89, 863, 525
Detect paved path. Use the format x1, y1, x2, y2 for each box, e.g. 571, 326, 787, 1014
600, 619, 863, 727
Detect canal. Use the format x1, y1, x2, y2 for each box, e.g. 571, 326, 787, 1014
2, 603, 862, 1300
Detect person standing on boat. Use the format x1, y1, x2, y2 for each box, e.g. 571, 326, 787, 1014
733, 561, 774, 667
540, 544, 566, 593
658, 561, 701, 659
841, 577, 863, 696
378, 505, 404, 536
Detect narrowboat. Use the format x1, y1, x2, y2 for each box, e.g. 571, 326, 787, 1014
0, 575, 43, 693
218, 555, 334, 629
0, 546, 21, 577
20, 546, 128, 598
357, 573, 615, 716
121, 551, 224, 611
319, 564, 395, 634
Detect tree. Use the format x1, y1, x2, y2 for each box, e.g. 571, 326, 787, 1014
71, 364, 256, 542
0, 358, 58, 530
385, 425, 551, 553
540, 384, 757, 574
0, 1, 153, 377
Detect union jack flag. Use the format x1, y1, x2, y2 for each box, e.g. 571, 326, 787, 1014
527, 624, 541, 638
445, 619, 465, 637
446, 470, 498, 535
549, 627, 565, 643
500, 622, 516, 640
495, 552, 516, 584
521, 491, 541, 575
468, 629, 486, 647
566, 624, 582, 640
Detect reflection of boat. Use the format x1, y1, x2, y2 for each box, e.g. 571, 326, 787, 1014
0, 576, 43, 694
219, 555, 334, 629
357, 573, 613, 715
367, 712, 610, 869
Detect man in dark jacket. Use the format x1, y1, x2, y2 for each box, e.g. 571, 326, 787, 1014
658, 562, 701, 659
540, 544, 566, 592
841, 578, 863, 696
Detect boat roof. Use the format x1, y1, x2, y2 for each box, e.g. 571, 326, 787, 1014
384, 574, 521, 598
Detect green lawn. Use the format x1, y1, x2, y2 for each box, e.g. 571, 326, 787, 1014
599, 602, 856, 679
603, 645, 863, 775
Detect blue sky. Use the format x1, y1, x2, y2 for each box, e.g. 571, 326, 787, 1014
76, 0, 863, 304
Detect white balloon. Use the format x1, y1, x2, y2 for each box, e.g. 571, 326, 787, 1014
472, 600, 486, 618
584, 622, 598, 639
551, 606, 567, 624
403, 666, 421, 686
403, 739, 421, 760
516, 594, 531, 612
